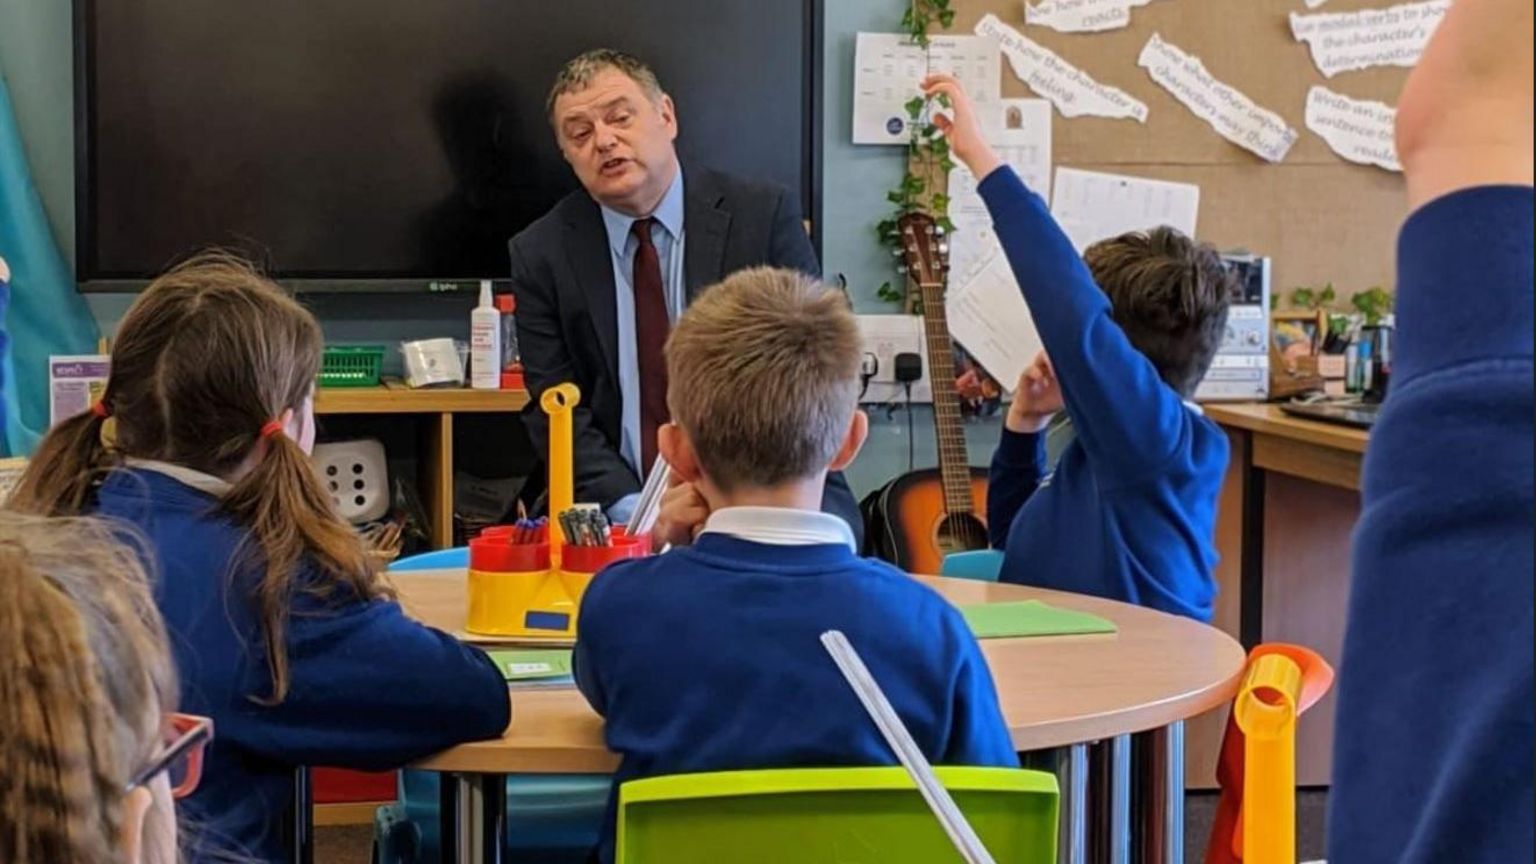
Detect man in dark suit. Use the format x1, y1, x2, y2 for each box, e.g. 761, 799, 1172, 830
510, 48, 862, 545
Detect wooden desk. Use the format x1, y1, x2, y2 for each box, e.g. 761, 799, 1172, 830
315, 384, 529, 547
395, 570, 1244, 863
1198, 403, 1369, 788
396, 571, 1245, 770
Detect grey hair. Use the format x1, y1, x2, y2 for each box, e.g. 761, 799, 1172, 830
546, 48, 665, 123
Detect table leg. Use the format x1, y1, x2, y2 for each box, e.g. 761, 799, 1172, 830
478, 774, 508, 864
439, 773, 471, 864
1132, 722, 1185, 864
1111, 734, 1133, 864
1022, 744, 1089, 864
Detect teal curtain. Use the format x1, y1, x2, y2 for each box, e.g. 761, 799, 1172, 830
0, 71, 100, 456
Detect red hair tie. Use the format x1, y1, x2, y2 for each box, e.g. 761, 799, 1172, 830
90, 401, 111, 419
259, 420, 285, 440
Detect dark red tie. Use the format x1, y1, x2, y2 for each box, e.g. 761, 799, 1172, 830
631, 218, 670, 471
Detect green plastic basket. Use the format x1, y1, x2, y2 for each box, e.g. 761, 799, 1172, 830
318, 345, 385, 388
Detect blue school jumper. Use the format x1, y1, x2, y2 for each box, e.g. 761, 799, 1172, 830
94, 468, 510, 863
573, 508, 1017, 864
979, 167, 1227, 622
1328, 186, 1534, 863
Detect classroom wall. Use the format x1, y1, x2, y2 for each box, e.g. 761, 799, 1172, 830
0, 0, 991, 496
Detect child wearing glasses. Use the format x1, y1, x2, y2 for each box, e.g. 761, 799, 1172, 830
9, 252, 513, 862
0, 510, 194, 864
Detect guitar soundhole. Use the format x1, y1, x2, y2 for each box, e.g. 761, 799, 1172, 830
935, 513, 989, 555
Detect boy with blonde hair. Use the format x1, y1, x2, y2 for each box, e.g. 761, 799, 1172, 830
573, 266, 1016, 863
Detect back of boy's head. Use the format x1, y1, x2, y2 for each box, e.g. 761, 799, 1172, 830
665, 267, 860, 492
8, 250, 388, 704
1084, 227, 1235, 398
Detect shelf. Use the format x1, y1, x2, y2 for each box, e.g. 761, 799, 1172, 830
315, 381, 528, 415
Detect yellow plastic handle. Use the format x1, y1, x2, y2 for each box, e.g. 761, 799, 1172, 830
540, 383, 581, 559
1234, 652, 1302, 864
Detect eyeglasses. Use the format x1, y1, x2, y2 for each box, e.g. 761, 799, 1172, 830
126, 713, 214, 799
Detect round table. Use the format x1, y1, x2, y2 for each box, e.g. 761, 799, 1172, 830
394, 570, 1245, 863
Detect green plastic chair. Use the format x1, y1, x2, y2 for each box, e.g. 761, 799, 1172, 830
617, 766, 1058, 863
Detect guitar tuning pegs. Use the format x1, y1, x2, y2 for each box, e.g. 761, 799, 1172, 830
896, 264, 908, 275
934, 225, 947, 237
938, 242, 949, 255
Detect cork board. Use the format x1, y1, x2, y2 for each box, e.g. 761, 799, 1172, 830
949, 0, 1411, 301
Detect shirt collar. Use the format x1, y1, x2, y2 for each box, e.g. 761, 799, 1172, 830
699, 505, 858, 553
124, 458, 233, 497
599, 164, 685, 258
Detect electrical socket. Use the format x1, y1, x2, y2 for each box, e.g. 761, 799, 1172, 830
855, 314, 931, 403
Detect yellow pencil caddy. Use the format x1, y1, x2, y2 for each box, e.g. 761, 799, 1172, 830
464, 382, 648, 639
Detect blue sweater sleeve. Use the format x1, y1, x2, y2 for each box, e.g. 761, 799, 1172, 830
986, 429, 1046, 550
942, 612, 1019, 767
232, 588, 512, 771
1327, 186, 1535, 864
976, 168, 1194, 485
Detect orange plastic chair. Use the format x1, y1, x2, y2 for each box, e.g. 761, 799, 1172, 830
1204, 643, 1335, 864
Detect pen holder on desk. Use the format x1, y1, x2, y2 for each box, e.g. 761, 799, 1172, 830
465, 535, 570, 638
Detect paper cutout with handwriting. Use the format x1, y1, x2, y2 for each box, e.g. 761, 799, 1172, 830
1025, 0, 1157, 33
976, 13, 1149, 122
1305, 86, 1401, 172
1289, 0, 1449, 78
1138, 33, 1297, 163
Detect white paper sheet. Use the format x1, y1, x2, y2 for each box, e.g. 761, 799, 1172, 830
945, 99, 1051, 307
947, 98, 1052, 227
976, 13, 1149, 122
1049, 168, 1200, 253
946, 253, 1044, 390
1305, 86, 1401, 172
1025, 0, 1156, 34
853, 33, 1002, 145
1137, 33, 1298, 163
1289, 0, 1449, 78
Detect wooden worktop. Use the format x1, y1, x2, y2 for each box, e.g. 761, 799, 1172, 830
1204, 403, 1369, 454
315, 382, 529, 414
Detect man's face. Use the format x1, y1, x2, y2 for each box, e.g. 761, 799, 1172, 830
553, 68, 678, 216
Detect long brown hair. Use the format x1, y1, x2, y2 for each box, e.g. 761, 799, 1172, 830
0, 511, 176, 864
8, 251, 391, 702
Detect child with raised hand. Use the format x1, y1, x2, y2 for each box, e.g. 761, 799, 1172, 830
9, 252, 511, 863
924, 73, 1235, 622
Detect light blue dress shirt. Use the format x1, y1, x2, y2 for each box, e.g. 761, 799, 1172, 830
598, 170, 686, 523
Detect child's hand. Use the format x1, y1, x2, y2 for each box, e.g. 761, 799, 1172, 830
1006, 352, 1062, 434
921, 74, 1002, 180
651, 479, 709, 552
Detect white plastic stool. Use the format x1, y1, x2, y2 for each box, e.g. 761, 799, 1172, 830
311, 439, 389, 524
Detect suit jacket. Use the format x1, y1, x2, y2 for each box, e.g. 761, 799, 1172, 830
509, 163, 863, 543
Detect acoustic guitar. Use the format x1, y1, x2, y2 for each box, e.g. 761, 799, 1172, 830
863, 212, 990, 575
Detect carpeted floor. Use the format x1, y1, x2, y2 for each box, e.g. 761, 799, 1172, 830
314, 789, 1329, 862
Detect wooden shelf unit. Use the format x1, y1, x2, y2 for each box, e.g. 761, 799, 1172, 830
315, 384, 529, 547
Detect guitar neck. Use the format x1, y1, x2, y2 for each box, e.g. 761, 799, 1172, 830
916, 279, 975, 516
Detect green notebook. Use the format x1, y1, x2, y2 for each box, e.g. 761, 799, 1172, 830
960, 600, 1117, 639
486, 648, 573, 681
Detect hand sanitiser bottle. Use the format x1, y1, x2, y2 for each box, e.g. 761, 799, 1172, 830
470, 280, 502, 390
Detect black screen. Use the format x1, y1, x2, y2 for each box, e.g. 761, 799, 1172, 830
76, 0, 817, 286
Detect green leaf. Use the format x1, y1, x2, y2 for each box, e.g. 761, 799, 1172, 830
939, 9, 956, 28
900, 7, 913, 27
904, 96, 925, 121
938, 216, 957, 234
931, 193, 951, 211
934, 0, 952, 10
921, 123, 939, 139
929, 136, 949, 156
936, 92, 952, 109
887, 190, 907, 205
939, 156, 957, 172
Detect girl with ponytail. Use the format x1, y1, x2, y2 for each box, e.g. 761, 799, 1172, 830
9, 252, 510, 863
